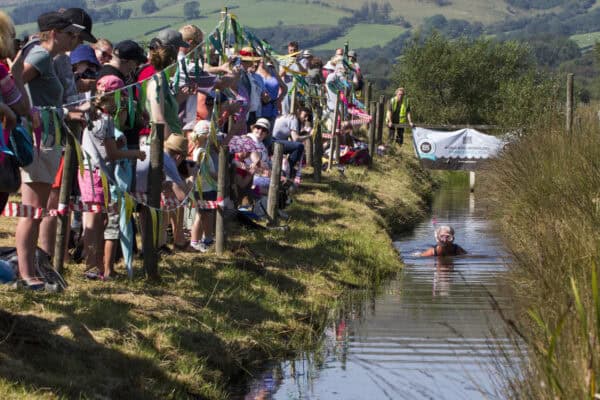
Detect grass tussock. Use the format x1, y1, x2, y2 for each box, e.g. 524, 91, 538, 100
482, 103, 600, 398
0, 144, 433, 399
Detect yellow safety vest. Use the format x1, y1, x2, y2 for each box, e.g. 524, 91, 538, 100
391, 97, 409, 123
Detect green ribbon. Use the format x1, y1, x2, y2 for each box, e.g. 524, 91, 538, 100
52, 110, 61, 148
173, 61, 180, 95
41, 109, 50, 147
114, 89, 121, 128
127, 86, 135, 129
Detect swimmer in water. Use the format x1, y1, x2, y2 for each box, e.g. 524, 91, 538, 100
419, 225, 467, 257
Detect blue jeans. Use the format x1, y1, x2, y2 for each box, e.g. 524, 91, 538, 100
274, 139, 304, 178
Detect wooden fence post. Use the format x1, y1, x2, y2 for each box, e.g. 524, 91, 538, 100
304, 137, 312, 168
377, 95, 385, 144
368, 101, 376, 167
566, 73, 574, 134
365, 81, 372, 108
267, 142, 284, 223
53, 122, 80, 272
142, 123, 164, 281
313, 110, 323, 183
328, 93, 340, 171
215, 145, 228, 255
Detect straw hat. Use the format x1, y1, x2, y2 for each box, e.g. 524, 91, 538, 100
239, 46, 261, 61
164, 134, 189, 156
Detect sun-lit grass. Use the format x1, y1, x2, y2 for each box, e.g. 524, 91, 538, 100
482, 103, 600, 398
0, 143, 433, 399
314, 23, 406, 50
571, 31, 600, 49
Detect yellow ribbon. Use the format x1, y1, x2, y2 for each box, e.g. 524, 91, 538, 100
282, 65, 307, 76
100, 169, 109, 210
150, 208, 158, 247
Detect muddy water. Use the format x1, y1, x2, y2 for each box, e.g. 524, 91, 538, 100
241, 180, 516, 399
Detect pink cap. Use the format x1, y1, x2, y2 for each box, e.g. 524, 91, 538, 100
96, 75, 125, 93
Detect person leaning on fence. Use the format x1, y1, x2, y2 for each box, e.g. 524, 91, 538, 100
385, 87, 414, 146
146, 29, 191, 139
92, 38, 113, 65
272, 107, 312, 179
79, 75, 146, 281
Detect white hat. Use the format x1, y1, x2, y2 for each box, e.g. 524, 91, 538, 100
192, 120, 210, 137
252, 118, 271, 131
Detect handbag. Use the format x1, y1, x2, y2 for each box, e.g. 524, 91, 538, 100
0, 129, 21, 193
261, 90, 273, 105
9, 124, 33, 167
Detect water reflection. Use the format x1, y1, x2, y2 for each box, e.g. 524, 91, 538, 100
240, 178, 515, 400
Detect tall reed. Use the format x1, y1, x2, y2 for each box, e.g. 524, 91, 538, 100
483, 103, 600, 398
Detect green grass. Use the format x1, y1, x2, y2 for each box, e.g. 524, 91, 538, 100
314, 23, 406, 50
571, 31, 600, 49
481, 103, 600, 398
0, 144, 434, 399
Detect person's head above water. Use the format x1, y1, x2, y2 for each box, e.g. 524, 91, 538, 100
434, 225, 455, 245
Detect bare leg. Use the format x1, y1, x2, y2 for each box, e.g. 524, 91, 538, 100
39, 188, 59, 256
103, 239, 117, 277
191, 212, 202, 243
16, 183, 51, 284
82, 211, 104, 272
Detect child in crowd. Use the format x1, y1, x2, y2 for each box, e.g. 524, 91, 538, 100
79, 76, 145, 280
189, 120, 217, 252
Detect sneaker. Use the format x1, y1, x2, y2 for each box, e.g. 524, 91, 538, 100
202, 237, 214, 246
190, 242, 209, 253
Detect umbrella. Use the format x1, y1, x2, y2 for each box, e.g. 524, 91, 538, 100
228, 135, 263, 153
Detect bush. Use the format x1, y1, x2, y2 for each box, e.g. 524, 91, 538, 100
393, 32, 558, 127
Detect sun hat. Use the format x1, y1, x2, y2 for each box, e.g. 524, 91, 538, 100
70, 44, 100, 67
96, 75, 125, 93
239, 46, 261, 61
114, 40, 147, 63
61, 8, 97, 43
164, 134, 189, 156
155, 29, 189, 49
251, 118, 271, 131
37, 11, 83, 34
190, 120, 211, 139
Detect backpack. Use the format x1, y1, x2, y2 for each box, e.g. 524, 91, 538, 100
9, 124, 34, 167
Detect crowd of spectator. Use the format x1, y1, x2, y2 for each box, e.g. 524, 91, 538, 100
0, 7, 367, 290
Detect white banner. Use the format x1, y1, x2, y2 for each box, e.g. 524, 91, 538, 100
412, 127, 505, 170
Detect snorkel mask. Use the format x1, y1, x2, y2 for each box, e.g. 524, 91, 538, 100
434, 226, 455, 244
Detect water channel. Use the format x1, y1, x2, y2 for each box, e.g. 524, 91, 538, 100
240, 178, 516, 399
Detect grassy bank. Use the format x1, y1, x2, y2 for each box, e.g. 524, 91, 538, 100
0, 144, 433, 399
482, 104, 600, 398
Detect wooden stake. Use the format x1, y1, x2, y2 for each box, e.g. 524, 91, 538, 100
377, 95, 385, 144
313, 109, 323, 183
566, 73, 574, 134
215, 145, 227, 255
267, 142, 284, 223
365, 81, 372, 109
368, 101, 376, 167
142, 123, 164, 281
328, 93, 340, 170
53, 122, 80, 273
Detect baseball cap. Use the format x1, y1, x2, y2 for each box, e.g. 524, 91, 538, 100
37, 11, 83, 34
252, 118, 271, 131
96, 75, 125, 93
113, 40, 147, 64
70, 44, 100, 67
62, 8, 96, 43
348, 50, 357, 58
154, 29, 189, 49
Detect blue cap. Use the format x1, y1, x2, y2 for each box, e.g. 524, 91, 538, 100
70, 44, 100, 67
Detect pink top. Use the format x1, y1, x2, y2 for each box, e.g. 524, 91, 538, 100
0, 64, 21, 106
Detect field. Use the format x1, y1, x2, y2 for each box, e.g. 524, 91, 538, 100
314, 23, 406, 50
12, 0, 542, 43
570, 31, 600, 49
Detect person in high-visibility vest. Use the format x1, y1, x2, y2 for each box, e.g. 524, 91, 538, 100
386, 87, 414, 146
